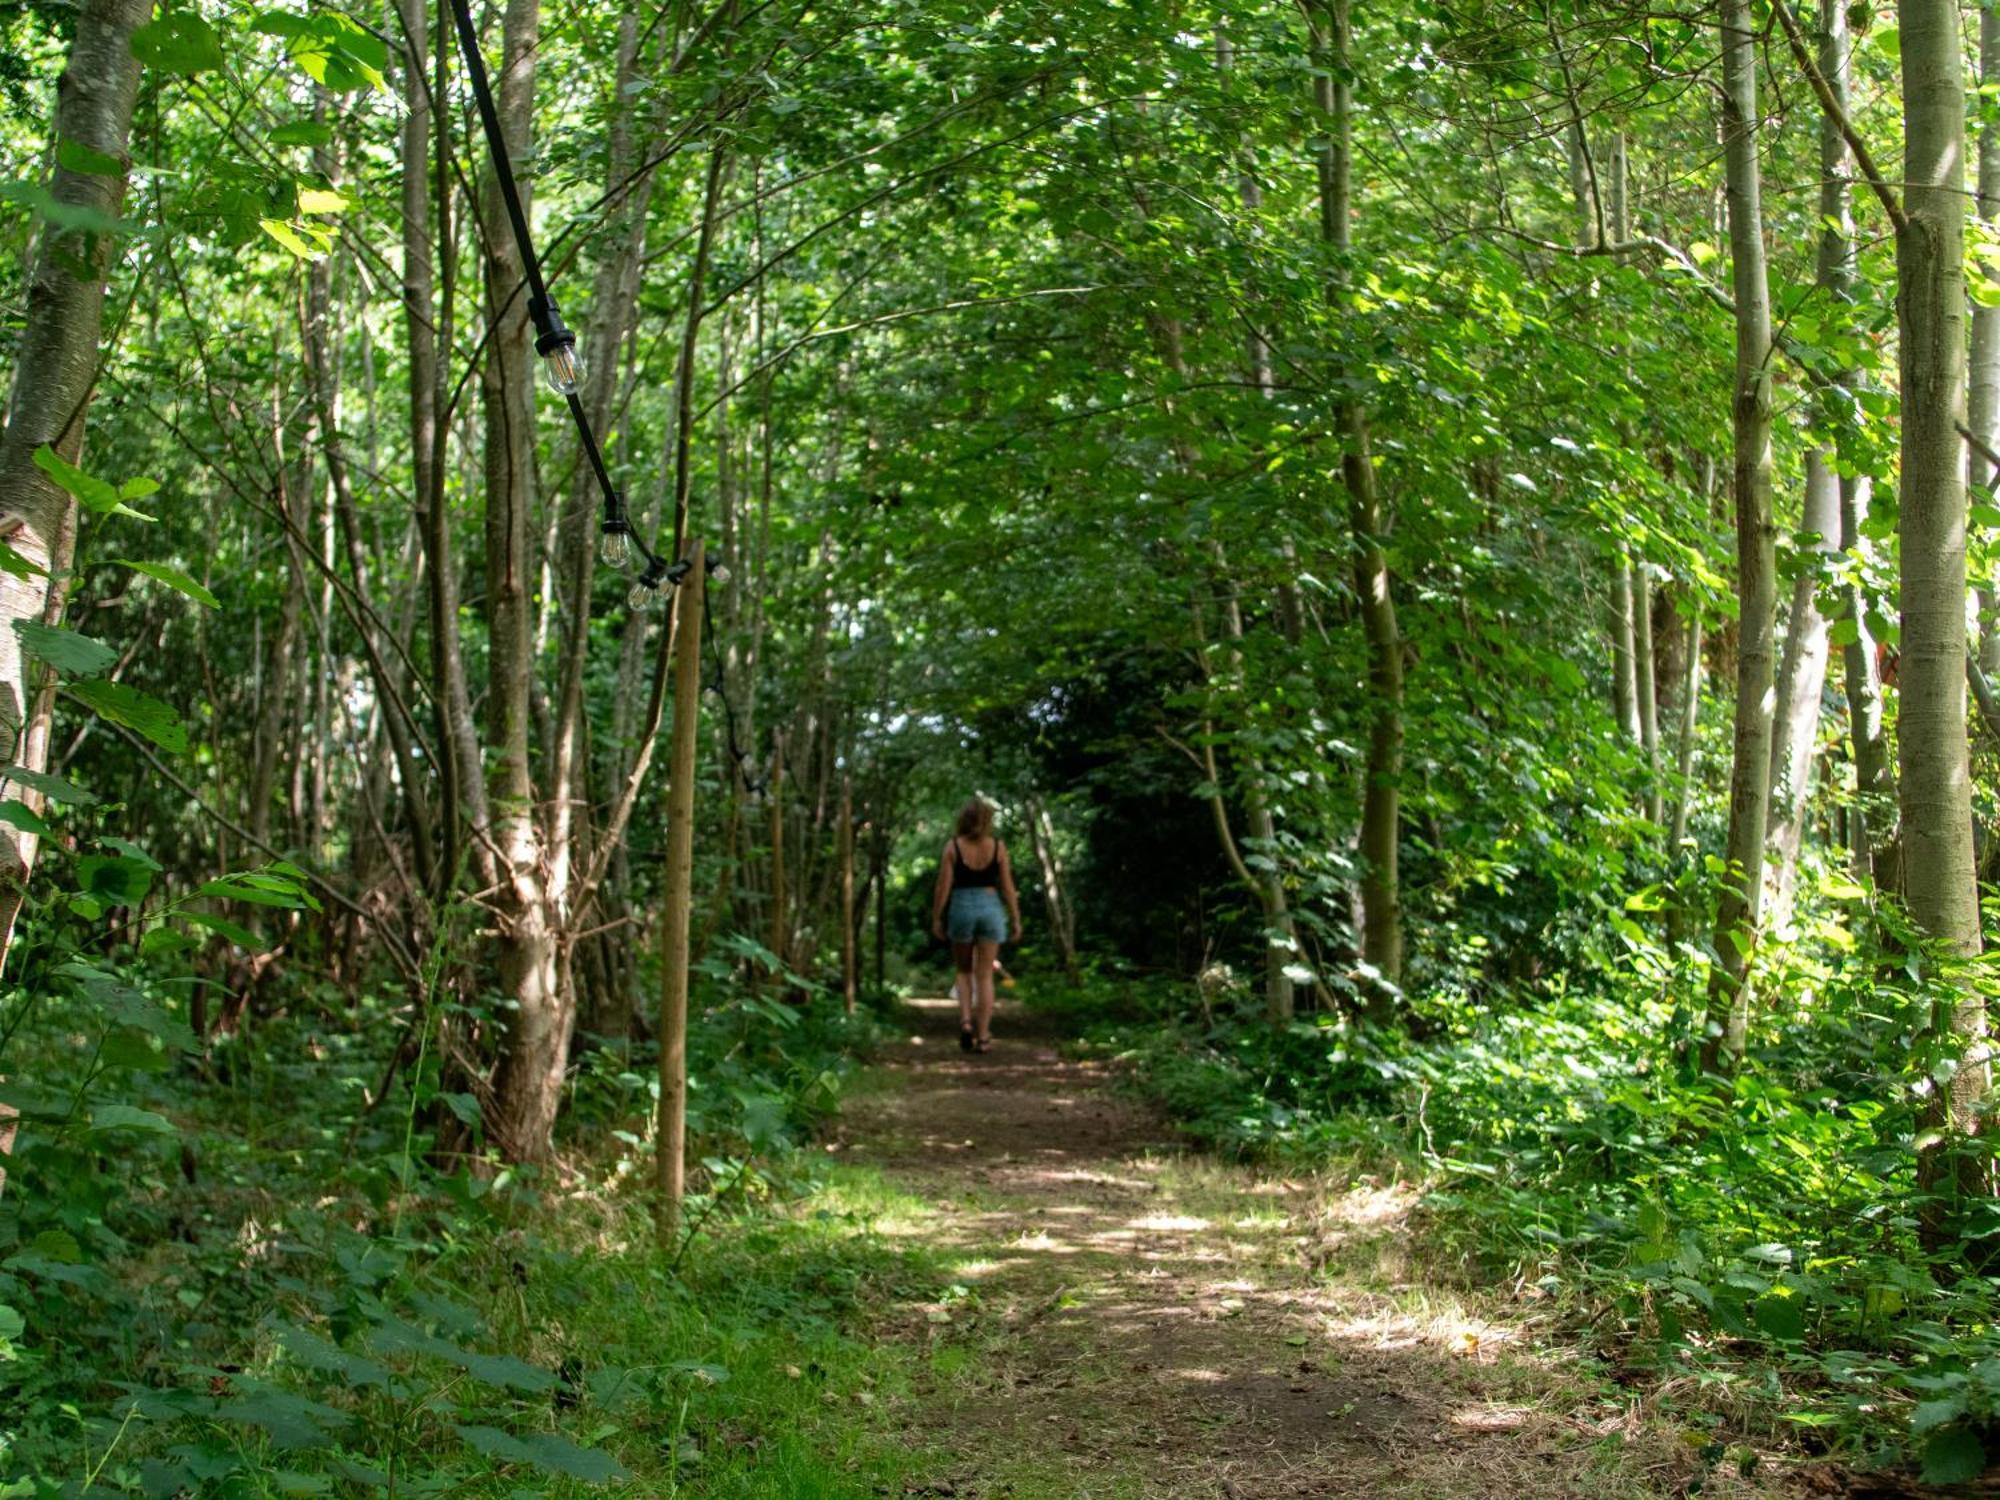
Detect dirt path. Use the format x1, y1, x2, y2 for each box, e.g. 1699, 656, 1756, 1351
834, 998, 1788, 1500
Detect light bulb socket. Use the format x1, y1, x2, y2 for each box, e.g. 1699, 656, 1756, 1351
601, 509, 631, 538
528, 293, 573, 356
664, 558, 694, 588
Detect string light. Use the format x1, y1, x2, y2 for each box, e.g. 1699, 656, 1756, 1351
445, 0, 670, 595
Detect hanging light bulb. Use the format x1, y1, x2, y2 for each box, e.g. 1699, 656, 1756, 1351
706, 555, 733, 586
600, 518, 633, 568
628, 556, 668, 611
541, 338, 584, 396
530, 295, 583, 396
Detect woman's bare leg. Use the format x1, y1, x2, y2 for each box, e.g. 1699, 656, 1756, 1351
973, 939, 1000, 1042
953, 942, 975, 1030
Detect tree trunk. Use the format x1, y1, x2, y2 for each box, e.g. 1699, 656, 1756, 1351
0, 0, 150, 969
1976, 1, 2000, 677
1764, 0, 1854, 931
840, 773, 856, 1014
1316, 0, 1402, 1008
0, 0, 149, 1195
654, 540, 704, 1245
1898, 0, 1987, 1179
1700, 0, 1779, 1075
476, 0, 569, 1165
1025, 794, 1080, 985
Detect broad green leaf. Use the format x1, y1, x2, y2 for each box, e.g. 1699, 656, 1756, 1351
1922, 1427, 1984, 1486
297, 186, 348, 215
67, 678, 188, 753
55, 139, 124, 177
13, 620, 116, 677
130, 12, 225, 73
0, 540, 45, 581
269, 120, 334, 147
114, 559, 219, 608
0, 799, 55, 839
31, 445, 118, 513
89, 1104, 176, 1135
0, 768, 99, 804
184, 910, 269, 950
78, 854, 154, 906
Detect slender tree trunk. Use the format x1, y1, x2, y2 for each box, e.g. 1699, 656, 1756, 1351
655, 540, 703, 1245
1611, 557, 1641, 740
840, 774, 856, 1015
0, 0, 149, 973
476, 0, 568, 1164
768, 730, 787, 975
0, 0, 149, 1193
1026, 794, 1080, 984
1670, 606, 1704, 852
1764, 0, 1853, 931
1316, 0, 1402, 1007
1976, 2, 2000, 677
1898, 0, 1987, 1183
1700, 0, 1779, 1074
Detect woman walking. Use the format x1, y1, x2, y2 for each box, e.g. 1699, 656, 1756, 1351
931, 798, 1022, 1053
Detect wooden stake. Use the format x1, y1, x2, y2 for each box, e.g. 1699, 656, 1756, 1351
654, 538, 704, 1248
840, 772, 856, 1014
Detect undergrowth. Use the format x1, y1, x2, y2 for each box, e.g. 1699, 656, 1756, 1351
1, 927, 945, 1495
1064, 896, 2000, 1488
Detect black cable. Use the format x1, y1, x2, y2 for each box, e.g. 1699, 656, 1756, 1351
444, 0, 678, 601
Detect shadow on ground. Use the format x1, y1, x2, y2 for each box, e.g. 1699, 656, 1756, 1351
829, 998, 1806, 1500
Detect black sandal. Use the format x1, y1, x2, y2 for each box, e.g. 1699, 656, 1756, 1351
960, 1025, 975, 1053
975, 1036, 992, 1053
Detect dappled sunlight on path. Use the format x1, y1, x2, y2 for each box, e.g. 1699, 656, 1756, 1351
836, 999, 1791, 1499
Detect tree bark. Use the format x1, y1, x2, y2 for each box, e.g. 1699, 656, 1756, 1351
0, 0, 149, 1194
1700, 0, 1779, 1075
0, 0, 150, 970
1976, 1, 2000, 677
1897, 0, 1986, 1173
476, 0, 569, 1164
654, 540, 704, 1245
1025, 794, 1080, 984
1764, 0, 1853, 931
1316, 0, 1402, 1008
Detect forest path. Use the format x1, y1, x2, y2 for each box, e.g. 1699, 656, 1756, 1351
832, 998, 1786, 1500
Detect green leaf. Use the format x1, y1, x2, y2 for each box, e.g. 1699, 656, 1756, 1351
89, 1104, 176, 1135
1922, 1426, 1984, 1486
77, 854, 153, 907
184, 909, 269, 950
297, 186, 348, 215
195, 877, 306, 909
67, 678, 188, 753
114, 559, 218, 609
454, 1425, 626, 1483
0, 540, 45, 582
269, 120, 334, 147
55, 139, 124, 177
0, 800, 55, 839
1912, 1396, 1967, 1434
31, 445, 118, 513
0, 765, 96, 805
13, 620, 116, 677
131, 11, 224, 72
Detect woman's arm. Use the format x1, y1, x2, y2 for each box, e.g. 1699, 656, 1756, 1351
931, 840, 955, 938
998, 842, 1023, 940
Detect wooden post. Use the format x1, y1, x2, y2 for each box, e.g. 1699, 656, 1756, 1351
840, 772, 856, 1013
654, 539, 704, 1249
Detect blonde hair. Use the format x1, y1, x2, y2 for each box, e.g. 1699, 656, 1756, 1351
954, 797, 994, 839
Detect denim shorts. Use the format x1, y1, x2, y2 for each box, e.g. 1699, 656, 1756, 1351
948, 888, 1007, 943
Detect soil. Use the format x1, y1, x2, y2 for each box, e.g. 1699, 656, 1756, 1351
829, 998, 1807, 1500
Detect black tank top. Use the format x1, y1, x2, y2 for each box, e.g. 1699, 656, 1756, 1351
953, 838, 1001, 889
